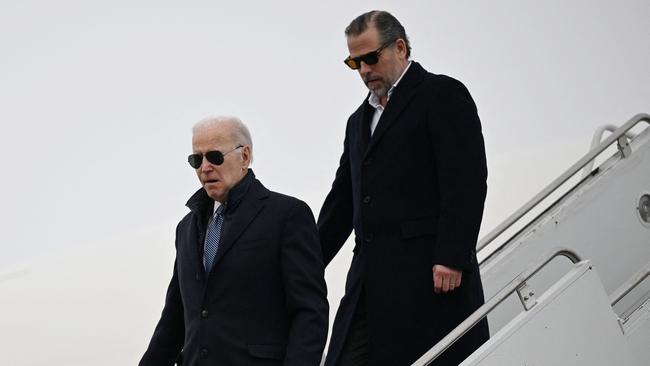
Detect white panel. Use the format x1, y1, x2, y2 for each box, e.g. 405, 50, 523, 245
463, 263, 638, 366
623, 298, 650, 366
480, 126, 650, 340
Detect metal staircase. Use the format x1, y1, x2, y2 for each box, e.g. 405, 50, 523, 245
413, 114, 650, 366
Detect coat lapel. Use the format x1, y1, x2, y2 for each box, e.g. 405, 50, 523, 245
359, 102, 373, 150
185, 188, 213, 278
363, 62, 426, 160
209, 180, 268, 269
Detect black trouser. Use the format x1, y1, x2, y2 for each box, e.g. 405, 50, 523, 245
337, 289, 369, 366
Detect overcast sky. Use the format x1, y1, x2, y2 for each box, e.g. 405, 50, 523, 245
1, 1, 649, 364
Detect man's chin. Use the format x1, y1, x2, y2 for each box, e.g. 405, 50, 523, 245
367, 85, 387, 99
205, 187, 225, 202
370, 90, 387, 100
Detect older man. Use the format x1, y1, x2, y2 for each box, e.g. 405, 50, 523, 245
140, 116, 328, 366
319, 11, 489, 366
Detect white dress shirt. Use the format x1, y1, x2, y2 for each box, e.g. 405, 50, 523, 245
367, 61, 412, 135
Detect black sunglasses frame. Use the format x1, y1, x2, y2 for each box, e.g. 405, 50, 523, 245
343, 41, 395, 70
188, 145, 244, 169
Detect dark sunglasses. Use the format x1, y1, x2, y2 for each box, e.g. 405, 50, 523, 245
343, 41, 393, 70
188, 145, 243, 169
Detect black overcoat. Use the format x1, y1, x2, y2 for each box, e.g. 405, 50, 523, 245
141, 175, 329, 366
318, 62, 489, 366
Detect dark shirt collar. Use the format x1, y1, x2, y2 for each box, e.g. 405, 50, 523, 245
222, 168, 253, 213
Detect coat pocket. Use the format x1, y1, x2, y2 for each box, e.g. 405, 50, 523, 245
247, 344, 286, 360
400, 216, 436, 239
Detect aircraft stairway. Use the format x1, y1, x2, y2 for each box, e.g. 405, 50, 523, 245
413, 113, 650, 366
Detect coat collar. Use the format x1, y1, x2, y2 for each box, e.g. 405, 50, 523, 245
210, 178, 269, 268
185, 169, 255, 215
363, 61, 427, 159
184, 170, 269, 276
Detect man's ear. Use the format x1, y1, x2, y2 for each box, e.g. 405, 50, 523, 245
395, 38, 408, 58
241, 145, 251, 169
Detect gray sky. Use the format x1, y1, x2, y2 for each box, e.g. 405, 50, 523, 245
1, 1, 649, 364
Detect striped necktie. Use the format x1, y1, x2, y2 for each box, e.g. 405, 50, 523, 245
204, 205, 225, 273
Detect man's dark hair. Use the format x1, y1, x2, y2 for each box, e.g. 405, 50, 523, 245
345, 10, 411, 59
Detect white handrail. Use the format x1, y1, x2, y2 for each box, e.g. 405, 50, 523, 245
477, 113, 650, 255
610, 261, 650, 307
411, 247, 582, 366
581, 125, 637, 178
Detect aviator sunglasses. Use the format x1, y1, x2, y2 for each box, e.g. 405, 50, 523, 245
343, 41, 394, 70
188, 145, 243, 169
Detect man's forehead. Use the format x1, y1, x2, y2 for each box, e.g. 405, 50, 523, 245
192, 126, 232, 149
347, 26, 381, 54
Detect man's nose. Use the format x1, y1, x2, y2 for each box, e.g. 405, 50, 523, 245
200, 157, 214, 171
359, 61, 372, 75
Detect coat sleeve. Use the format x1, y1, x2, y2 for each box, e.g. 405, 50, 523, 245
280, 200, 329, 366
317, 119, 354, 265
139, 225, 185, 366
427, 77, 488, 270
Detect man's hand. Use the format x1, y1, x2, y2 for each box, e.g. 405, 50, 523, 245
432, 264, 462, 294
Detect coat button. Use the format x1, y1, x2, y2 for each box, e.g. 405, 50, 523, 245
363, 158, 373, 166
195, 273, 200, 281
201, 310, 209, 318
201, 348, 209, 358
364, 234, 374, 243
363, 196, 371, 204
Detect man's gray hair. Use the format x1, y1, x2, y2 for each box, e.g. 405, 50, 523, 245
345, 10, 411, 59
192, 115, 254, 163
